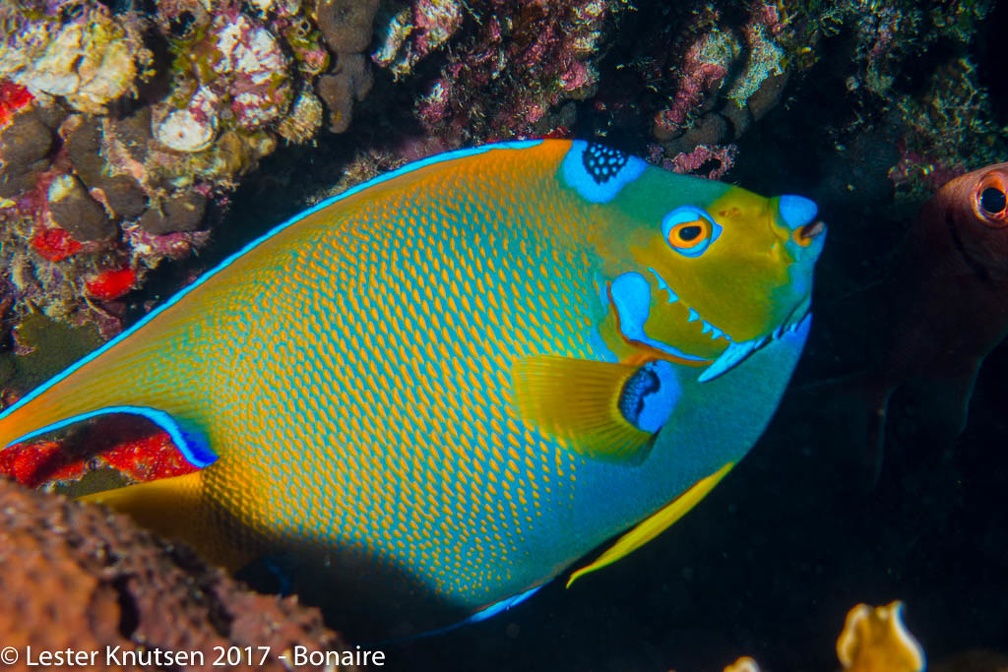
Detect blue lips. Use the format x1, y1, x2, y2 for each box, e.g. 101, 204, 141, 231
778, 195, 818, 230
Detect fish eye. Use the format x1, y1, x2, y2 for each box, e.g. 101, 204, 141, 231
980, 187, 1006, 215
661, 206, 722, 258
668, 220, 709, 248
974, 175, 1008, 226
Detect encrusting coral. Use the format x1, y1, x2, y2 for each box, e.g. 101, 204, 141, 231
720, 601, 926, 672
0, 0, 382, 341
0, 477, 360, 672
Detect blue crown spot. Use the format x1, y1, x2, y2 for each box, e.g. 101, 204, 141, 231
560, 140, 646, 203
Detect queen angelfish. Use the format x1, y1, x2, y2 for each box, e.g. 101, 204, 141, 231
0, 140, 826, 636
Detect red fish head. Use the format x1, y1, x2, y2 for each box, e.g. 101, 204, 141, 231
917, 162, 1008, 274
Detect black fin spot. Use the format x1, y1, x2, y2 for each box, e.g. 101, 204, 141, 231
618, 363, 661, 428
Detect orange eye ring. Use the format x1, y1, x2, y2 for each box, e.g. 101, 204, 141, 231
661, 206, 722, 257
667, 218, 711, 249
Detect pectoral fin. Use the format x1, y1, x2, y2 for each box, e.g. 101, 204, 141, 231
512, 356, 681, 464
566, 462, 734, 587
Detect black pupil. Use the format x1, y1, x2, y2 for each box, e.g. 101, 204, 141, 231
980, 187, 1007, 215
678, 225, 702, 241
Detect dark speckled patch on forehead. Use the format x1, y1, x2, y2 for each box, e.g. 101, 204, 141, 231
582, 144, 630, 185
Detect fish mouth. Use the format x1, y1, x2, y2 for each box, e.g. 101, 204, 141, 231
647, 267, 734, 345
646, 267, 811, 382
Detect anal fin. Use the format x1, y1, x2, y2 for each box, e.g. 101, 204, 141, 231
566, 462, 734, 587
80, 472, 251, 570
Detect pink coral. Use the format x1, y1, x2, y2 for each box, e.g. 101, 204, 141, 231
407, 0, 610, 141
658, 42, 729, 133
649, 143, 737, 180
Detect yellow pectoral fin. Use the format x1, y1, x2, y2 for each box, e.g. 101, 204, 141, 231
79, 472, 252, 570
566, 461, 735, 588
512, 355, 659, 464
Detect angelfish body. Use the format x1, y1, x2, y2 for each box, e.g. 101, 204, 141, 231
0, 140, 825, 634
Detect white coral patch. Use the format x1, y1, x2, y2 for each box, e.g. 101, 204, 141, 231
214, 15, 287, 78
728, 24, 785, 107
46, 174, 77, 203
154, 109, 216, 153
0, 9, 150, 114
153, 88, 219, 153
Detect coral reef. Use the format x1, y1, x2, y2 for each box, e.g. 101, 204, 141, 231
720, 602, 925, 672
0, 0, 382, 340
0, 477, 359, 671
0, 2, 153, 115
780, 0, 1002, 200
379, 0, 614, 143
1, 0, 1000, 343
645, 3, 787, 156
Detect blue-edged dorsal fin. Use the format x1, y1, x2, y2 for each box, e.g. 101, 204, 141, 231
5, 405, 216, 468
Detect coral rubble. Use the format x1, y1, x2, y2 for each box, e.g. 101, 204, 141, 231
0, 477, 359, 672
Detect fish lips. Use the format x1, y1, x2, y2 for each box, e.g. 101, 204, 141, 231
698, 308, 813, 382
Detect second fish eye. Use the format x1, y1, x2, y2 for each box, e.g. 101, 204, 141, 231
979, 186, 1007, 215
